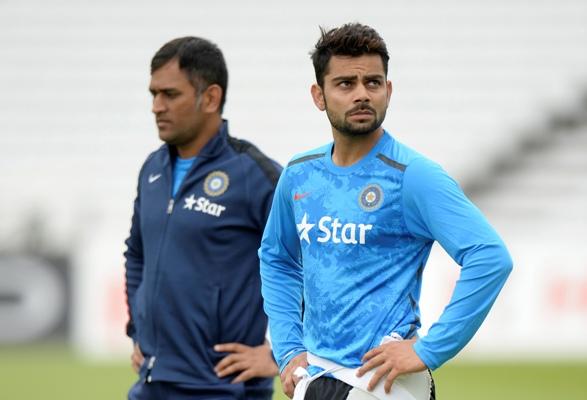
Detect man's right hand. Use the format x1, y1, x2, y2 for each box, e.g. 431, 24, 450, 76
131, 342, 145, 373
280, 352, 308, 399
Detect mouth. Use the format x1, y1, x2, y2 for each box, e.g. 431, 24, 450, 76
156, 119, 171, 128
348, 110, 375, 122
349, 111, 374, 117
347, 104, 375, 118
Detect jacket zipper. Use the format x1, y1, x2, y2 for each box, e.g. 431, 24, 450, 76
145, 162, 175, 381
144, 355, 156, 383
145, 155, 199, 381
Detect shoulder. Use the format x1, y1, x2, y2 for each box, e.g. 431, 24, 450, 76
226, 135, 282, 186
285, 144, 330, 169
401, 158, 454, 206
376, 134, 424, 169
375, 133, 456, 199
143, 144, 168, 164
405, 157, 445, 182
378, 134, 446, 181
137, 144, 167, 177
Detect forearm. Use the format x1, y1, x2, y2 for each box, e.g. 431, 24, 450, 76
124, 229, 143, 339
414, 243, 512, 369
124, 261, 142, 340
260, 256, 305, 371
259, 169, 307, 371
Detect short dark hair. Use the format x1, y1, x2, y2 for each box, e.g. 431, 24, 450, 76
311, 23, 390, 88
151, 36, 228, 113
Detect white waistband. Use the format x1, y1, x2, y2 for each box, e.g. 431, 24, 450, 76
292, 352, 430, 400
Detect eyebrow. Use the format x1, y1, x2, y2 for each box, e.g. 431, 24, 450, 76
331, 75, 358, 83
149, 87, 180, 95
331, 74, 385, 83
364, 74, 385, 80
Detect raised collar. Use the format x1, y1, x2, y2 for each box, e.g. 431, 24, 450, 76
163, 119, 230, 166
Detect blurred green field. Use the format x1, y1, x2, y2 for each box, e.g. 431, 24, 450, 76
1, 345, 586, 399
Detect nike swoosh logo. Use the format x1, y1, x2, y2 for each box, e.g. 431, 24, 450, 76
148, 173, 161, 184
294, 192, 311, 201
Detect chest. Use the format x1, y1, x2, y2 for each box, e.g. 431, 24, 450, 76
139, 163, 251, 239
289, 171, 407, 247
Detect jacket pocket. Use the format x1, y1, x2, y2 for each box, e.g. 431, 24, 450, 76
135, 283, 146, 318
217, 278, 263, 345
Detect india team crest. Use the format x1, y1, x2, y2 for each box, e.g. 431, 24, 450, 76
204, 171, 230, 197
359, 184, 384, 211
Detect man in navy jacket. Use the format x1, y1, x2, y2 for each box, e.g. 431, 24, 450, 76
124, 36, 280, 400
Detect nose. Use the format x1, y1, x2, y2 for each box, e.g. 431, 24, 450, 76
353, 83, 370, 103
152, 94, 166, 114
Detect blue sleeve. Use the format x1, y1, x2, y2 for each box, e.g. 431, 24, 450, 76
403, 158, 513, 370
123, 169, 145, 342
259, 170, 306, 372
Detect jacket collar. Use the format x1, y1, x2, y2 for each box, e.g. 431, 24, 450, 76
163, 119, 230, 167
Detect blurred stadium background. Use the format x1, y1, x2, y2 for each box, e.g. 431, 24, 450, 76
1, 0, 586, 398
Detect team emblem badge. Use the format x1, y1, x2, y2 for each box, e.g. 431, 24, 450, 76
204, 171, 229, 197
359, 184, 384, 211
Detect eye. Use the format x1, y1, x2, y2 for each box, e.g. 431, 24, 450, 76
338, 80, 352, 88
367, 80, 382, 88
164, 91, 180, 99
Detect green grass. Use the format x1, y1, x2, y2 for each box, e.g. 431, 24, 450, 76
432, 361, 587, 400
1, 345, 585, 399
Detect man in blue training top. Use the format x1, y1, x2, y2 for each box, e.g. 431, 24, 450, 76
124, 36, 280, 400
259, 23, 513, 400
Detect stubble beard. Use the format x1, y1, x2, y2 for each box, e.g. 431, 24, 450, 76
325, 100, 386, 138
158, 94, 204, 146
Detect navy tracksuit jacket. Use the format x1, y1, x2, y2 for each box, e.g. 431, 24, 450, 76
124, 121, 281, 399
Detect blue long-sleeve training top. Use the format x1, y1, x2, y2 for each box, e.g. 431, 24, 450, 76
259, 130, 512, 372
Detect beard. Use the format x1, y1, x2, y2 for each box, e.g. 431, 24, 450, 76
325, 100, 386, 137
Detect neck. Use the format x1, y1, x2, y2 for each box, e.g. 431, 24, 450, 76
331, 128, 383, 167
176, 115, 222, 159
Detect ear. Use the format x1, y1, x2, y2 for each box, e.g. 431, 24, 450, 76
201, 84, 223, 113
311, 84, 326, 111
386, 80, 392, 105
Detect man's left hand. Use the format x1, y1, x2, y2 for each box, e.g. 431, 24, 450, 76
356, 338, 427, 394
214, 342, 279, 383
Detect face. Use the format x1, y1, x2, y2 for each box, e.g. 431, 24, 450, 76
312, 54, 392, 137
149, 59, 205, 146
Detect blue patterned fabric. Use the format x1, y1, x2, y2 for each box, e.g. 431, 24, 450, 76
259, 131, 512, 372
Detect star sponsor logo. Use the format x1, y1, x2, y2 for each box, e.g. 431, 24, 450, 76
183, 194, 226, 217
296, 213, 315, 243
148, 173, 162, 184
296, 212, 372, 245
